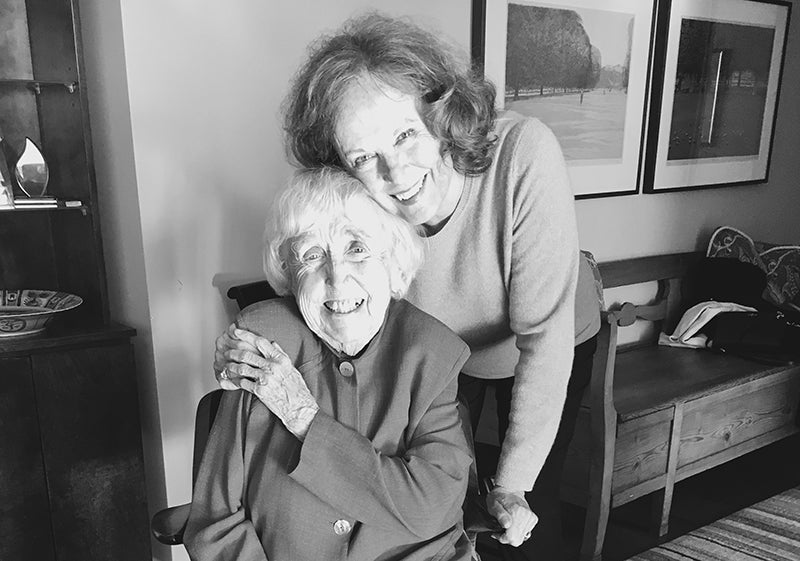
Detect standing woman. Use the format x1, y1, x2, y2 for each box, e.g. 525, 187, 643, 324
216, 13, 600, 559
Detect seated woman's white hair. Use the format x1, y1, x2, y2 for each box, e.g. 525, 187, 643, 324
263, 167, 424, 298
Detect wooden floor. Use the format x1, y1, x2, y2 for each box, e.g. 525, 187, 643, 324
474, 432, 800, 561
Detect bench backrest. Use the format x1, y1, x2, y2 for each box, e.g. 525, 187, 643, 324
598, 251, 704, 348
583, 251, 705, 462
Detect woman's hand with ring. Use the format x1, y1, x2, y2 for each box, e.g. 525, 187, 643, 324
486, 486, 538, 547
225, 329, 319, 441
214, 323, 260, 390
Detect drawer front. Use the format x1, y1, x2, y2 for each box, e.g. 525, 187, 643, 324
678, 369, 800, 469
613, 408, 673, 493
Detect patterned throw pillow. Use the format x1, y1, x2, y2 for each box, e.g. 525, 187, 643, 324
759, 246, 800, 310
707, 226, 800, 311
706, 226, 765, 268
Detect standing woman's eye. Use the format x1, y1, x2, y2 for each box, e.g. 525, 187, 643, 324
395, 129, 416, 144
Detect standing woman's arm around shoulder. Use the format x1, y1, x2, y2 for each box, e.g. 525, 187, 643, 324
496, 119, 579, 493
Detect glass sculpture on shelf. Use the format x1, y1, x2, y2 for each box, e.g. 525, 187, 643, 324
0, 126, 14, 208
14, 137, 49, 198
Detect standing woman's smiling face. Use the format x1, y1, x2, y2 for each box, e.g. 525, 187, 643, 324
286, 199, 393, 356
334, 79, 464, 231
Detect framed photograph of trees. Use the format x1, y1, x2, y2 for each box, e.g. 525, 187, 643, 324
472, 0, 657, 198
643, 0, 791, 192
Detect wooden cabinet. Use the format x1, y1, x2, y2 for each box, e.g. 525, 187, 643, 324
1, 1, 151, 559
0, 326, 151, 561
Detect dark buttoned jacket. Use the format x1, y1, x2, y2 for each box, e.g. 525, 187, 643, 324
185, 297, 473, 561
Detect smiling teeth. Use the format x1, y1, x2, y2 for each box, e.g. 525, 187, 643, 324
394, 175, 425, 202
325, 299, 364, 313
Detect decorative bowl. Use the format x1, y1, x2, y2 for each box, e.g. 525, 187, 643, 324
0, 289, 83, 338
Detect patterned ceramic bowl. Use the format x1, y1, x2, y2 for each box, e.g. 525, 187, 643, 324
0, 289, 83, 338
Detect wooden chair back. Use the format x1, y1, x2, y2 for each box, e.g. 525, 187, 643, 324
152, 281, 277, 545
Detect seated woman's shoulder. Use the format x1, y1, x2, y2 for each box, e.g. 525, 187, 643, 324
235, 297, 322, 359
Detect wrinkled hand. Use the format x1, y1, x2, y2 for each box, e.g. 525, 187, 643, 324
214, 323, 259, 391
486, 486, 538, 547
220, 328, 319, 441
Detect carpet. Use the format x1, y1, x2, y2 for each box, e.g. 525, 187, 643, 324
627, 486, 800, 561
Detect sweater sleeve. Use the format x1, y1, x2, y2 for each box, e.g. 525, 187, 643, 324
184, 392, 270, 561
496, 119, 579, 491
289, 347, 472, 540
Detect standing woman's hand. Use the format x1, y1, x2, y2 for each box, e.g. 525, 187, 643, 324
486, 486, 538, 547
222, 328, 319, 441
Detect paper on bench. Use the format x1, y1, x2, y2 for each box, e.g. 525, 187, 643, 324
658, 301, 757, 349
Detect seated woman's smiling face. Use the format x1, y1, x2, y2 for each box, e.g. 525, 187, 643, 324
286, 200, 393, 356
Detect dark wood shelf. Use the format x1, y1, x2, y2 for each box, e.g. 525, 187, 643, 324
0, 79, 79, 93
0, 321, 136, 357
0, 204, 88, 214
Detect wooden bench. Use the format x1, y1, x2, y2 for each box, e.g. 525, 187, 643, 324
561, 251, 800, 561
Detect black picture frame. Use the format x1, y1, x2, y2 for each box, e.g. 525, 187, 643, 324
472, 0, 658, 199
643, 0, 792, 193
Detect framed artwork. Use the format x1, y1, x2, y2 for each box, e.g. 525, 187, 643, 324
472, 0, 657, 198
643, 0, 791, 192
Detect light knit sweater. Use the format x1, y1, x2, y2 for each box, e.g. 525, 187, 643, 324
405, 114, 580, 492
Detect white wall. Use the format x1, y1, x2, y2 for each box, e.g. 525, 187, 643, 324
79, 2, 469, 560
78, 1, 799, 560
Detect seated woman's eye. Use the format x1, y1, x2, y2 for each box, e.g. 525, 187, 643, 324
346, 241, 370, 258
352, 154, 375, 169
302, 247, 324, 262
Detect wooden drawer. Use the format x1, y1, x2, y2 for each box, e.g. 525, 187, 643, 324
613, 408, 671, 498
678, 368, 800, 471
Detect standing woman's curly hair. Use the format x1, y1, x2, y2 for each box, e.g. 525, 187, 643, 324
284, 12, 497, 175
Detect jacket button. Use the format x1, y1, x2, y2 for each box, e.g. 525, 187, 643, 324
338, 361, 354, 377
333, 519, 351, 535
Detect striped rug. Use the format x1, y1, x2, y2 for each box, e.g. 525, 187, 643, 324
627, 486, 800, 560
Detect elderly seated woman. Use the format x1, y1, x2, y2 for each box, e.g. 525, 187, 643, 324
184, 168, 474, 561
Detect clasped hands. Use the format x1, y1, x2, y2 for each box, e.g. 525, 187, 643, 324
486, 485, 538, 547
215, 324, 319, 440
